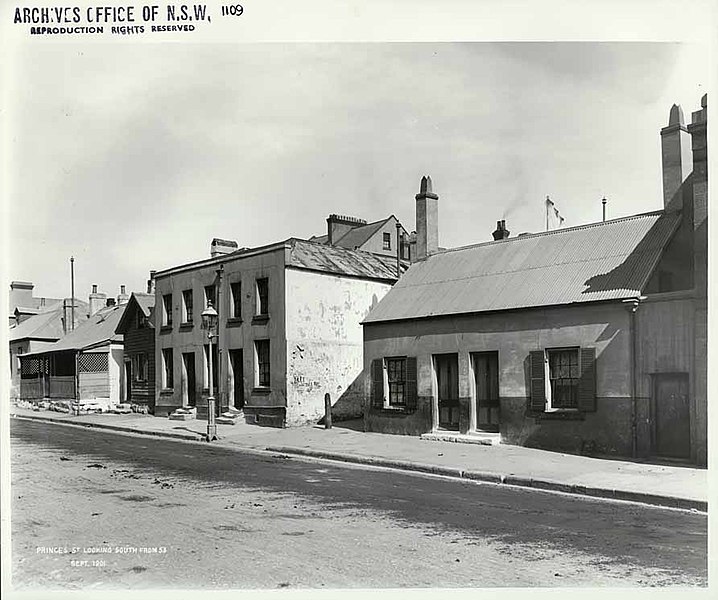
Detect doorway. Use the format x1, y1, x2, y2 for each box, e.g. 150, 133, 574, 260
229, 349, 244, 410
123, 360, 132, 404
473, 352, 499, 432
182, 352, 196, 407
652, 373, 690, 460
434, 353, 459, 430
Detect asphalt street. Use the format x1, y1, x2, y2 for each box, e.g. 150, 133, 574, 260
10, 419, 708, 589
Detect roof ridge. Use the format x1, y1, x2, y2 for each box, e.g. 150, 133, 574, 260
332, 216, 390, 246
437, 209, 668, 256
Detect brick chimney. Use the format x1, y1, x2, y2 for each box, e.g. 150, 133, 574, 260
147, 270, 156, 295
89, 284, 106, 316
9, 281, 34, 310
326, 214, 367, 245
210, 238, 239, 258
117, 284, 129, 305
688, 94, 707, 230
415, 176, 439, 260
661, 103, 693, 211
492, 220, 510, 241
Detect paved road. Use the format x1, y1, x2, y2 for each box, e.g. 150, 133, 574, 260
10, 419, 707, 589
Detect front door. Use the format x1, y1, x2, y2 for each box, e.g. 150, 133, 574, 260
229, 349, 244, 410
435, 353, 459, 430
473, 352, 499, 432
182, 352, 196, 407
653, 373, 690, 459
123, 360, 132, 403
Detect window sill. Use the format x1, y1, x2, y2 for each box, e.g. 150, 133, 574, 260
179, 322, 194, 331
159, 388, 174, 395
252, 315, 269, 325
536, 409, 584, 421
160, 325, 173, 334
371, 405, 412, 415
252, 387, 271, 394
226, 317, 243, 328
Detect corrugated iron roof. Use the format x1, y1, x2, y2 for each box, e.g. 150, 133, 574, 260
364, 211, 681, 323
10, 300, 90, 342
26, 304, 125, 354
287, 238, 403, 281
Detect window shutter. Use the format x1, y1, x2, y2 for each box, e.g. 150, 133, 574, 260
578, 347, 597, 412
529, 350, 546, 412
405, 357, 418, 412
371, 359, 384, 409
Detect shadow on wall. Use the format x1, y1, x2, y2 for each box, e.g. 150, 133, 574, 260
317, 370, 367, 423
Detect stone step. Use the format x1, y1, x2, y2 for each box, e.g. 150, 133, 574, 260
420, 431, 501, 446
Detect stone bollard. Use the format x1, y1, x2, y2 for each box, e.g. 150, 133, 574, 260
324, 393, 332, 429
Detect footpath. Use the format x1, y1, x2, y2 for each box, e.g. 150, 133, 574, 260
10, 407, 709, 512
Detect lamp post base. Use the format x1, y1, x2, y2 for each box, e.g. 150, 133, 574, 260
206, 396, 218, 442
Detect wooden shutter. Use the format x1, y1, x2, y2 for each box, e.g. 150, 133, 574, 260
371, 359, 384, 409
405, 357, 418, 412
578, 347, 597, 412
529, 350, 546, 412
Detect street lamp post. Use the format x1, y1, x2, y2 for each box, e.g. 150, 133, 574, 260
201, 301, 219, 442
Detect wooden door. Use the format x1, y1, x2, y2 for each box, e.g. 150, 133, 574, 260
123, 361, 132, 403
435, 354, 459, 430
473, 352, 499, 432
653, 373, 690, 459
229, 349, 244, 410
182, 352, 196, 407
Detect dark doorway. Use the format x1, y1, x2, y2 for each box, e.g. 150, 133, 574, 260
182, 352, 196, 407
652, 373, 690, 460
229, 349, 244, 410
435, 353, 459, 430
473, 352, 499, 432
124, 361, 132, 404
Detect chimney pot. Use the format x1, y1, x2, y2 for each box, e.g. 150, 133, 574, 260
492, 220, 510, 241
120, 285, 126, 294
92, 284, 98, 294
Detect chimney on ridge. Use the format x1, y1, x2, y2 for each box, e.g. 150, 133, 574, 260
661, 103, 693, 211
147, 270, 156, 295
211, 238, 239, 258
117, 284, 129, 305
415, 176, 439, 261
89, 284, 106, 316
492, 220, 510, 241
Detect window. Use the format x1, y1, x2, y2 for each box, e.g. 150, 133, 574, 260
230, 281, 242, 319
547, 348, 580, 409
255, 339, 270, 388
133, 354, 148, 381
136, 311, 146, 329
386, 357, 406, 406
256, 278, 269, 316
162, 348, 174, 389
204, 284, 216, 309
182, 289, 193, 324
383, 232, 391, 250
162, 294, 173, 327
16, 347, 24, 375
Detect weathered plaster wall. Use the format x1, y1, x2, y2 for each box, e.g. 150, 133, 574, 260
364, 302, 634, 456
285, 268, 392, 425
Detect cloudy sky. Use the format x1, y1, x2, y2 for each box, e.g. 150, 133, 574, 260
5, 40, 708, 301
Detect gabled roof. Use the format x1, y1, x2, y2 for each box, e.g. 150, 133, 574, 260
332, 217, 394, 250
27, 304, 125, 354
10, 307, 65, 342
364, 210, 682, 324
287, 238, 404, 281
115, 293, 155, 334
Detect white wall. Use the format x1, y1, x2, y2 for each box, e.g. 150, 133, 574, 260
284, 269, 392, 424
109, 344, 124, 404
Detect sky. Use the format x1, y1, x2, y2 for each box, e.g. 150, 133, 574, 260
4, 40, 708, 301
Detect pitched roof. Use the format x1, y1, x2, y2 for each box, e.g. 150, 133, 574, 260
363, 210, 681, 324
332, 217, 392, 250
287, 238, 403, 281
28, 304, 125, 354
10, 307, 65, 342
115, 293, 155, 334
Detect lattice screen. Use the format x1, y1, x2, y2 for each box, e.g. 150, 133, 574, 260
78, 353, 109, 373
20, 357, 39, 376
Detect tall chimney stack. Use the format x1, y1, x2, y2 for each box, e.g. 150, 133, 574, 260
661, 103, 693, 211
89, 284, 106, 316
492, 220, 510, 241
415, 175, 439, 261
147, 270, 157, 295
117, 284, 129, 305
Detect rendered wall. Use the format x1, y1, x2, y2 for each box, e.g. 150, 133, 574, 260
285, 268, 392, 425
364, 302, 634, 456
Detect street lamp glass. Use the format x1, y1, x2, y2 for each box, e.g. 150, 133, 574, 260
201, 301, 218, 331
